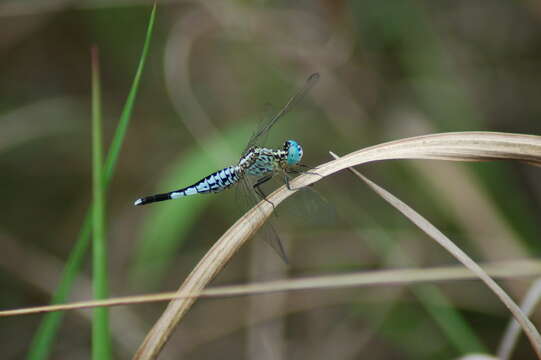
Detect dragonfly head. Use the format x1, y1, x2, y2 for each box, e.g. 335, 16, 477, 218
284, 140, 303, 166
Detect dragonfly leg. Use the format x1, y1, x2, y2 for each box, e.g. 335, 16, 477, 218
283, 173, 301, 191
285, 165, 322, 177
253, 174, 275, 208
284, 169, 323, 191
298, 164, 324, 178
284, 165, 323, 190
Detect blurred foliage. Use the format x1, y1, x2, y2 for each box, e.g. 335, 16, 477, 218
1, 0, 541, 359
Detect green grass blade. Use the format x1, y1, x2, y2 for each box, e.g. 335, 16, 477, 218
26, 4, 157, 359
90, 46, 111, 360
26, 218, 92, 360
103, 2, 156, 180
414, 285, 487, 354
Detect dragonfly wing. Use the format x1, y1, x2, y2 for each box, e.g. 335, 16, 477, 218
243, 102, 276, 154
234, 72, 321, 262
243, 73, 320, 153
291, 183, 336, 227
279, 166, 337, 229
235, 176, 289, 263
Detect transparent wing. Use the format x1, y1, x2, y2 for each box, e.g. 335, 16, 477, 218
282, 179, 337, 229
234, 72, 320, 262
243, 72, 320, 154
235, 176, 289, 263
244, 102, 276, 152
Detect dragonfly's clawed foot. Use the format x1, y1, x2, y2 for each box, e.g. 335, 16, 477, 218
300, 165, 324, 178
283, 173, 313, 192
263, 197, 276, 209
288, 164, 323, 179
286, 184, 311, 192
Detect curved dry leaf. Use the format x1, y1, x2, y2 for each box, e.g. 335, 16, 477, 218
329, 151, 541, 358
134, 131, 541, 360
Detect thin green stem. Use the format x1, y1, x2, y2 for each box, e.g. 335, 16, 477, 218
91, 45, 111, 360
26, 4, 157, 359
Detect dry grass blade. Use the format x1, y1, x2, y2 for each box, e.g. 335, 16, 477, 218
498, 278, 541, 360
134, 131, 541, 359
328, 150, 541, 358
2, 259, 541, 317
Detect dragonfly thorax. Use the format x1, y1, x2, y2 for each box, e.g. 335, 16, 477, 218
238, 140, 303, 177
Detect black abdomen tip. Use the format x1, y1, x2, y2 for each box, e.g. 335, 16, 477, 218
133, 193, 172, 206
134, 197, 146, 206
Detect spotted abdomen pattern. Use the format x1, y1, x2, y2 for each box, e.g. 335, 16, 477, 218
134, 146, 292, 206
134, 165, 242, 206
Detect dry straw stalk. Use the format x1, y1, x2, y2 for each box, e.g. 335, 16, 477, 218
134, 131, 541, 359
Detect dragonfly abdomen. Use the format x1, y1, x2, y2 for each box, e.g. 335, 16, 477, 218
134, 165, 242, 206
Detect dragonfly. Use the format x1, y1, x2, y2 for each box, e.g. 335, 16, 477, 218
134, 73, 320, 261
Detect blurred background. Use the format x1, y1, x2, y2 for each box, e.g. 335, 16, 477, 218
2, 0, 541, 359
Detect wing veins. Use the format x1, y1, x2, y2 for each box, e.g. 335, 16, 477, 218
243, 73, 319, 153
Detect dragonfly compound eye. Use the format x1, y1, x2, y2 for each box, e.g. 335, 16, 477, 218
286, 140, 303, 165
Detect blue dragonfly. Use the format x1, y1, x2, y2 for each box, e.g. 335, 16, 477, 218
134, 73, 320, 261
